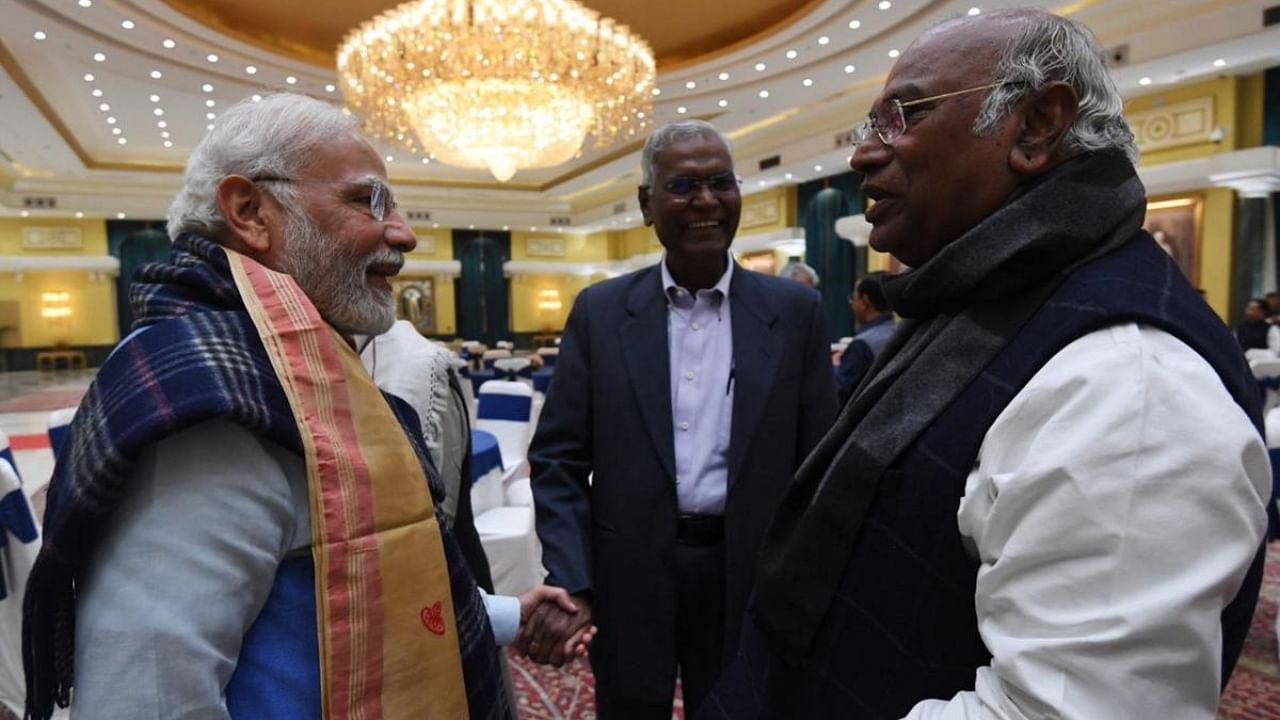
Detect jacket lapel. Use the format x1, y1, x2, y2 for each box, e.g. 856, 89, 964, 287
620, 267, 677, 482
728, 268, 783, 486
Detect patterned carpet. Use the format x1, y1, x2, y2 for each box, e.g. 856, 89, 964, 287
508, 543, 1280, 719
1220, 541, 1280, 719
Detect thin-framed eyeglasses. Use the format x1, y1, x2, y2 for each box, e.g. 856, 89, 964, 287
851, 82, 1004, 146
653, 171, 741, 198
250, 175, 399, 222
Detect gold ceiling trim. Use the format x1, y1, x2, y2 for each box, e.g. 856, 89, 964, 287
159, 2, 334, 68
655, 0, 826, 73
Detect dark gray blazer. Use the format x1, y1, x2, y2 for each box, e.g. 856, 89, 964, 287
529, 262, 837, 702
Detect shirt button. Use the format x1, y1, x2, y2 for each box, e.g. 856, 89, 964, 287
692, 321, 700, 330
685, 371, 695, 381
680, 421, 690, 431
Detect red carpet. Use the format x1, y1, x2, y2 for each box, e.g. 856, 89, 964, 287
508, 543, 1280, 718
0, 388, 84, 414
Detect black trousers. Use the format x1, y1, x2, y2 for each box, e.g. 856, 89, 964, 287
596, 537, 726, 720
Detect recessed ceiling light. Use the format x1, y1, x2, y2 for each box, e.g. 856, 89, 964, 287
285, 76, 297, 85
251, 94, 262, 102
33, 31, 47, 40
684, 80, 696, 89
75, 212, 84, 219
153, 108, 164, 116
530, 226, 537, 231
1139, 76, 1152, 85
878, 0, 891, 8
802, 78, 813, 87
92, 52, 106, 62
106, 116, 116, 124
20, 210, 29, 218
116, 138, 127, 145
422, 157, 431, 164
206, 53, 219, 63
325, 84, 336, 93
149, 94, 160, 102
757, 180, 766, 186
786, 49, 798, 60
718, 72, 730, 81
652, 88, 661, 96
888, 49, 900, 58
784, 172, 793, 179
758, 89, 769, 98
676, 106, 687, 114
469, 224, 476, 230
718, 99, 728, 108
818, 36, 830, 45
150, 70, 162, 79
83, 73, 94, 82
384, 155, 394, 163
111, 127, 121, 135
205, 112, 216, 120
201, 83, 213, 92
637, 110, 646, 118
432, 223, 440, 228
1213, 58, 1226, 67
848, 19, 862, 29
98, 102, 110, 111
206, 124, 214, 130
967, 6, 981, 15
814, 164, 823, 172
91, 88, 103, 97
245, 65, 258, 75
78, 0, 91, 6
844, 64, 856, 74
164, 141, 173, 148
755, 62, 767, 72
157, 120, 167, 128
116, 213, 127, 220
205, 99, 216, 107
120, 20, 134, 29
161, 131, 170, 138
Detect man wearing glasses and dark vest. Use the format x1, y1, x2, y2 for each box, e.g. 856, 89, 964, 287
526, 119, 837, 718
706, 9, 1268, 719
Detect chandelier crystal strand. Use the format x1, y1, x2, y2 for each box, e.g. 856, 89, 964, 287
338, 0, 655, 182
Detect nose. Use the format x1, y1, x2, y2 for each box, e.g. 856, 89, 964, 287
689, 182, 719, 206
849, 136, 890, 174
384, 212, 417, 253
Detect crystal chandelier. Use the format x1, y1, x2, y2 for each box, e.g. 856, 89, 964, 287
337, 0, 656, 182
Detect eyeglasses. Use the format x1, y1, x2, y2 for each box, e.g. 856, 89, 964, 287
251, 176, 399, 222
657, 171, 740, 197
851, 82, 1004, 146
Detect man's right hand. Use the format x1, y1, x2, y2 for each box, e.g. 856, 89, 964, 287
515, 592, 594, 667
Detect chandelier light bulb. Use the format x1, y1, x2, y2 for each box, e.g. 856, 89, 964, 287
337, 0, 655, 183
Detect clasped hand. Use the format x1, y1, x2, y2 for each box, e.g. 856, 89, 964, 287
515, 586, 596, 667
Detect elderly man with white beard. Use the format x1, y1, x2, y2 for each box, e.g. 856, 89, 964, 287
22, 93, 591, 720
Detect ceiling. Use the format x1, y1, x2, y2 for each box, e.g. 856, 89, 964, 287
1, 0, 1278, 233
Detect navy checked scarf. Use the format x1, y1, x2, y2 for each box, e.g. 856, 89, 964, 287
23, 235, 508, 720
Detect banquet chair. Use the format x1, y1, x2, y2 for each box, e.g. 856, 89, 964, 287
0, 457, 39, 717
474, 380, 533, 481
481, 348, 512, 370
0, 432, 18, 484
48, 407, 77, 461
1251, 358, 1280, 416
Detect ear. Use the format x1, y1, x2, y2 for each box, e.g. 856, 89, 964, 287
215, 175, 277, 256
638, 185, 654, 227
1009, 81, 1078, 175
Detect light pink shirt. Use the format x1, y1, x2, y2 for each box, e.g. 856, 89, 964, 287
662, 255, 734, 515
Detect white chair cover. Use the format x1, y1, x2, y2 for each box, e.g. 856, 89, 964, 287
47, 407, 77, 461
0, 459, 38, 717
473, 506, 543, 595
474, 380, 533, 474
1251, 358, 1280, 416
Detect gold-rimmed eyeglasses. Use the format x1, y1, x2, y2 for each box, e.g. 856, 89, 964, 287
251, 176, 399, 222
851, 82, 1004, 146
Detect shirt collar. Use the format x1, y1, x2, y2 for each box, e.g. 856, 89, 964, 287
661, 252, 735, 304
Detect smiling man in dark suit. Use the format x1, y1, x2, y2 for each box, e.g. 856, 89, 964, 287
523, 119, 837, 718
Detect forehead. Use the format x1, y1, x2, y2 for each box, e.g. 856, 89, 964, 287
882, 20, 1006, 98
301, 132, 387, 181
652, 135, 732, 177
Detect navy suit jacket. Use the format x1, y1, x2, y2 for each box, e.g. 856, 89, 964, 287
529, 262, 837, 701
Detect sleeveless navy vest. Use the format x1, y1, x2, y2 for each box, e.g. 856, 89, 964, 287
712, 232, 1264, 719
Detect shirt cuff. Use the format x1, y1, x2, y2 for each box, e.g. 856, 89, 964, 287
482, 592, 521, 646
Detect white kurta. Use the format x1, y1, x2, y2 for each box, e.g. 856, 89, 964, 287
905, 324, 1270, 719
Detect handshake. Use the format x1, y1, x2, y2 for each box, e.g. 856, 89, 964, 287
514, 586, 597, 667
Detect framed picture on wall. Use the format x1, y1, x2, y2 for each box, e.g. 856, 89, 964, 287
393, 277, 436, 335
739, 250, 776, 275
1143, 194, 1202, 287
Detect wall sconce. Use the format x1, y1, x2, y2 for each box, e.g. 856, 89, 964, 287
536, 288, 563, 314
41, 291, 72, 325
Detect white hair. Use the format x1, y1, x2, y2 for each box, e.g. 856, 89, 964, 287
640, 119, 734, 187
969, 9, 1138, 164
779, 260, 820, 286
166, 93, 359, 240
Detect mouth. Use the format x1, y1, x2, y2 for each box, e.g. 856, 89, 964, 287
365, 258, 403, 290
685, 220, 722, 231
861, 185, 897, 224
